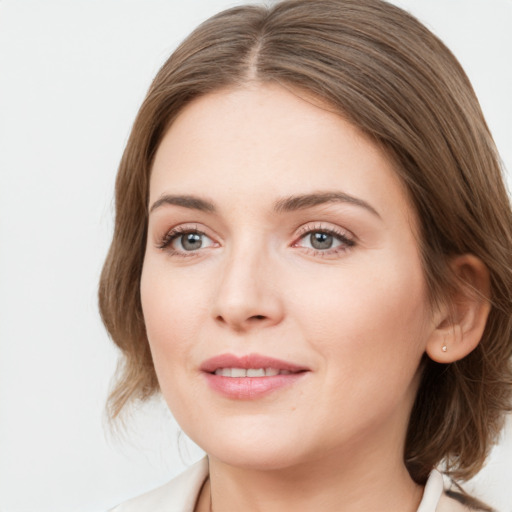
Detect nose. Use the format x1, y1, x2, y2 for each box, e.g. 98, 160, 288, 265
212, 242, 285, 332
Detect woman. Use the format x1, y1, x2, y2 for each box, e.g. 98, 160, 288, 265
99, 0, 512, 510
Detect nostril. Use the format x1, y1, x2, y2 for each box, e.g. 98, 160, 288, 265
251, 315, 266, 321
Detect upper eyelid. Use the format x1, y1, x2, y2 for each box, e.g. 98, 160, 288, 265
156, 222, 212, 240
295, 222, 355, 240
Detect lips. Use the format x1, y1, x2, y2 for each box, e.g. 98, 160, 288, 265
200, 353, 309, 399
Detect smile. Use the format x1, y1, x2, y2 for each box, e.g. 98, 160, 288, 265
201, 353, 309, 399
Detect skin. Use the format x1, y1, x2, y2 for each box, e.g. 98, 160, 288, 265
140, 84, 488, 512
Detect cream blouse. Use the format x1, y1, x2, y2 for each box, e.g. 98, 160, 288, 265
110, 458, 470, 512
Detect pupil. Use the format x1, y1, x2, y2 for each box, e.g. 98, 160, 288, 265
182, 233, 202, 250
311, 232, 333, 250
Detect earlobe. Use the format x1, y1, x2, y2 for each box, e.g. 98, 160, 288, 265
425, 254, 491, 364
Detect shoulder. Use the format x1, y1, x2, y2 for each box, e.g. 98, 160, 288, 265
109, 458, 209, 512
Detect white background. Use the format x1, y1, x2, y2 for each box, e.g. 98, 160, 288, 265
0, 1, 511, 511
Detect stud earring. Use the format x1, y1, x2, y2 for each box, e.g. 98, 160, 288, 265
442, 344, 448, 352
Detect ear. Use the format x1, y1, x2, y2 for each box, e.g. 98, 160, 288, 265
425, 254, 491, 363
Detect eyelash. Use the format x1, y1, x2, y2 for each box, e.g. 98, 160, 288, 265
293, 224, 355, 257
156, 224, 355, 258
157, 225, 213, 258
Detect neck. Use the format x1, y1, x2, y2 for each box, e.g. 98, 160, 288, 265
198, 439, 423, 512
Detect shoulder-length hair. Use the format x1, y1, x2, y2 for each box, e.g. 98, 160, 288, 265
99, 0, 512, 496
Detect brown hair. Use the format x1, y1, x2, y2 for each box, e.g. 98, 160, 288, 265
99, 0, 512, 503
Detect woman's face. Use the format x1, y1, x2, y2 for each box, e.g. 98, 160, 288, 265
141, 84, 438, 470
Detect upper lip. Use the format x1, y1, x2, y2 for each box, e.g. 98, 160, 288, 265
200, 353, 309, 374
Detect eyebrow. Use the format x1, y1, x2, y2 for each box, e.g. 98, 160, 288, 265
273, 192, 380, 217
149, 191, 380, 218
150, 194, 215, 213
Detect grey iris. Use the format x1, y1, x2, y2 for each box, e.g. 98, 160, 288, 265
311, 232, 333, 249
182, 233, 203, 250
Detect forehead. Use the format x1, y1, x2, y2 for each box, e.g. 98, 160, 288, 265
149, 83, 415, 226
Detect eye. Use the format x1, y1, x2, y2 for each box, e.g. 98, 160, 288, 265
158, 227, 217, 254
293, 226, 355, 255
174, 232, 213, 251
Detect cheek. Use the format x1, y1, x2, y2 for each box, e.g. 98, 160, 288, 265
290, 250, 431, 374
285, 253, 431, 436
140, 260, 205, 372
140, 262, 209, 425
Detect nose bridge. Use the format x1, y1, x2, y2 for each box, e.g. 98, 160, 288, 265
213, 232, 283, 330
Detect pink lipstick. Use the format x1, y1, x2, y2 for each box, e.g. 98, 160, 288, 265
200, 353, 309, 399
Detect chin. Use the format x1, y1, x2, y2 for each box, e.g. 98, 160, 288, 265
210, 443, 308, 471
185, 419, 313, 471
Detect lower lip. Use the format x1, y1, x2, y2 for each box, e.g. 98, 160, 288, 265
203, 372, 307, 399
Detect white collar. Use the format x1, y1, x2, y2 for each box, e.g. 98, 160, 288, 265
417, 469, 445, 512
